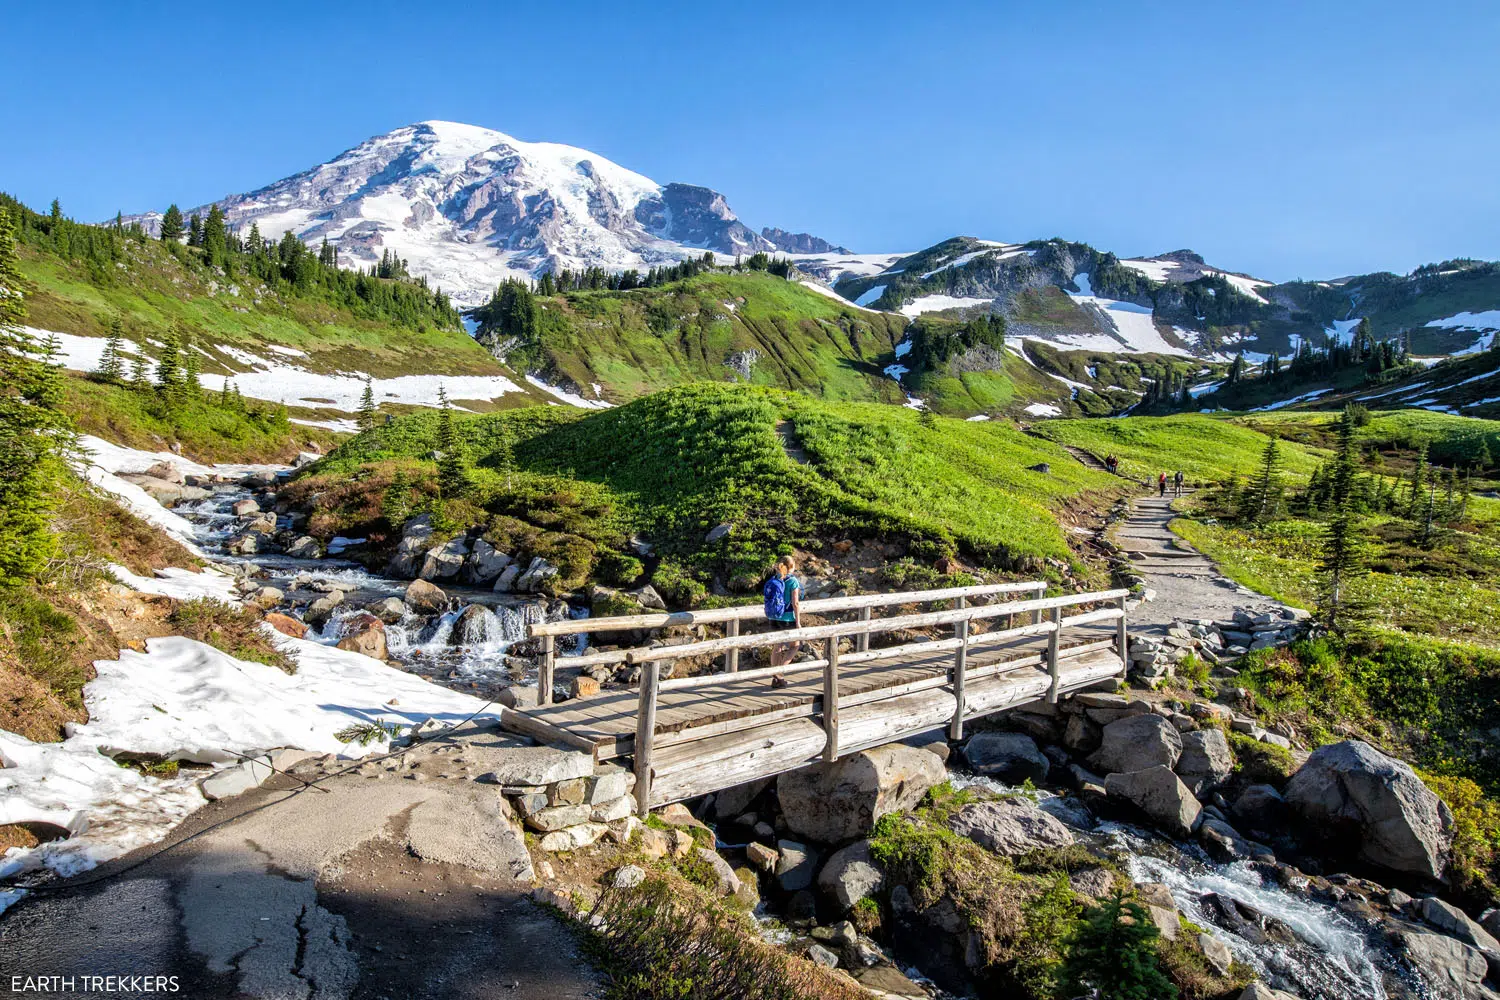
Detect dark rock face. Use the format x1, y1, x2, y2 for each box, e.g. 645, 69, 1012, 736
760, 227, 851, 255
634, 183, 769, 256
961, 732, 1049, 784
1283, 740, 1454, 879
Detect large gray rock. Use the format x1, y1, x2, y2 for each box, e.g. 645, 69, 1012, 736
1284, 740, 1454, 879
1238, 986, 1301, 1000
284, 535, 323, 559
404, 579, 448, 615
694, 847, 741, 897
1091, 714, 1183, 775
1232, 783, 1289, 838
1104, 765, 1202, 837
776, 840, 819, 892
777, 744, 945, 843
1418, 897, 1500, 953
464, 538, 513, 584
962, 731, 1049, 784
1176, 728, 1234, 796
385, 514, 436, 577
420, 536, 470, 580
1395, 923, 1497, 1000
713, 778, 772, 821
303, 591, 345, 629
515, 556, 560, 593
949, 799, 1074, 855
817, 840, 884, 911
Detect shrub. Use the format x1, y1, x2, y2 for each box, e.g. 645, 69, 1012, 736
1420, 770, 1500, 900
1061, 889, 1178, 1000
1228, 733, 1296, 786
166, 599, 294, 673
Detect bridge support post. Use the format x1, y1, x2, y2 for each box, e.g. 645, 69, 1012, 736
538, 635, 555, 706
725, 618, 739, 673
1032, 584, 1046, 625
950, 618, 968, 740
1116, 593, 1129, 672
634, 660, 660, 817
856, 606, 871, 652
1046, 606, 1062, 703
822, 637, 840, 762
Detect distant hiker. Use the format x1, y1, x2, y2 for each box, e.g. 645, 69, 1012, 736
763, 554, 803, 668
1158, 472, 1168, 497
1174, 470, 1185, 495
1106, 455, 1118, 475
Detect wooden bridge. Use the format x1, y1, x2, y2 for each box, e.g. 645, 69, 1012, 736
499, 582, 1130, 815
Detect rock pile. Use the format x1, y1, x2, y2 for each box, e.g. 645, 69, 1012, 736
1128, 607, 1312, 683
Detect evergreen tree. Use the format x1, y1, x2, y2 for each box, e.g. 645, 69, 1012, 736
155, 326, 181, 391
129, 349, 150, 390
435, 388, 469, 498
1061, 890, 1178, 1000
178, 336, 201, 404
98, 316, 126, 382
0, 211, 76, 586
1226, 351, 1246, 385
1405, 444, 1428, 518
202, 205, 228, 268
1244, 436, 1284, 522
187, 213, 203, 247
159, 204, 185, 242
357, 377, 377, 431
1320, 407, 1365, 631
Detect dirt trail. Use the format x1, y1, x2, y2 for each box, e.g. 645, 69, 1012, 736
1113, 492, 1287, 633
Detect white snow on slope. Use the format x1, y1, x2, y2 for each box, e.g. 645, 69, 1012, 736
1426, 312, 1500, 355
1251, 388, 1335, 411
790, 252, 910, 286
291, 416, 362, 433
899, 295, 995, 318
1064, 273, 1192, 356
854, 284, 887, 307
107, 562, 240, 604
1120, 259, 1178, 282
792, 277, 887, 314
1210, 271, 1273, 304
41, 329, 524, 412
524, 374, 611, 409
1325, 318, 1361, 344
1024, 402, 1063, 417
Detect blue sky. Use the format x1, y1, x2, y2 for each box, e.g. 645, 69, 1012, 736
4, 1, 1497, 281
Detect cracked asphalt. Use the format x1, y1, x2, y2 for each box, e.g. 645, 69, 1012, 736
0, 767, 602, 1000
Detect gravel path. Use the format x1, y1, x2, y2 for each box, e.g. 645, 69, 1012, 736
1113, 492, 1288, 633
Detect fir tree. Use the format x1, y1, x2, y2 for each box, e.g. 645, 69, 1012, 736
1243, 436, 1284, 522
129, 349, 150, 390
98, 316, 126, 382
436, 388, 469, 498
159, 204, 185, 242
202, 205, 228, 268
178, 337, 201, 404
1061, 890, 1178, 1000
1405, 444, 1428, 518
0, 211, 76, 586
155, 326, 181, 391
1320, 407, 1365, 631
187, 213, 203, 247
357, 377, 377, 431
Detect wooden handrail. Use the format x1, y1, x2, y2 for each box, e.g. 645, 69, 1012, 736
527, 580, 1048, 637
623, 590, 1129, 665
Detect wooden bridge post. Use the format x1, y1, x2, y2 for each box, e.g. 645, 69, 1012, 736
725, 618, 740, 673
1116, 593, 1129, 670
1046, 606, 1063, 703
1032, 584, 1046, 625
822, 637, 840, 762
950, 619, 969, 740
634, 659, 660, 817
856, 606, 872, 653
538, 635, 555, 706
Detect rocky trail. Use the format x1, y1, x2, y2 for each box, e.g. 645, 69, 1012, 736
1113, 491, 1288, 633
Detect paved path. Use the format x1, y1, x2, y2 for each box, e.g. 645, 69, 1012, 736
0, 745, 602, 1000
1112, 493, 1286, 633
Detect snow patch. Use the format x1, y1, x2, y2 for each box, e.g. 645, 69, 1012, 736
898, 294, 994, 318
1024, 402, 1063, 418
1064, 274, 1192, 356
524, 374, 611, 409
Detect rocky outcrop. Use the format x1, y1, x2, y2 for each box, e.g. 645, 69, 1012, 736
961, 732, 1049, 784
404, 579, 448, 615
759, 227, 851, 255
777, 745, 945, 843
817, 840, 884, 911
1104, 765, 1202, 837
1176, 728, 1233, 796
948, 800, 1075, 855
1284, 740, 1454, 879
335, 613, 387, 660
1394, 923, 1499, 1000
1091, 714, 1182, 774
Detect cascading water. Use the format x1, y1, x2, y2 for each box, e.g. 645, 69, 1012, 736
949, 773, 1421, 1000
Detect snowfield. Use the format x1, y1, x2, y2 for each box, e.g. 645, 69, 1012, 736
1426, 311, 1500, 355
898, 294, 995, 318
1063, 273, 1192, 356
1024, 402, 1063, 418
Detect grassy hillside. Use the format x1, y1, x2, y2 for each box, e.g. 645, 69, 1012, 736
1031, 414, 1325, 482
292, 384, 1122, 603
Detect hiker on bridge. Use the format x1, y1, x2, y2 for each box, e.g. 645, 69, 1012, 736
764, 554, 803, 667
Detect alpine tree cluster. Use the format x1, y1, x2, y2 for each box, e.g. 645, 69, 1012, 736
907, 314, 1007, 372
0, 211, 77, 587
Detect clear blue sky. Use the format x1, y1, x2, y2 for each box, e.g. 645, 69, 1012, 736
4, 1, 1497, 281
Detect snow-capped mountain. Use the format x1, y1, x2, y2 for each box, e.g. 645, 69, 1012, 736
126, 121, 803, 308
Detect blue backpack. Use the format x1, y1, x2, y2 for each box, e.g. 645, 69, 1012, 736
763, 575, 788, 619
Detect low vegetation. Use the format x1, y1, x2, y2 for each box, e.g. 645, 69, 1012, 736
166, 599, 293, 673
1032, 414, 1323, 482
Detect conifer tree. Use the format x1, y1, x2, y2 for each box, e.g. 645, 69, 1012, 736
1062, 890, 1178, 1000
188, 214, 203, 247
155, 326, 181, 391
178, 338, 201, 404
357, 377, 377, 431
99, 316, 126, 382
202, 205, 228, 268
129, 350, 150, 390
1405, 444, 1428, 518
1243, 436, 1284, 522
0, 212, 76, 586
1320, 407, 1364, 631
435, 387, 469, 498
159, 204, 185, 242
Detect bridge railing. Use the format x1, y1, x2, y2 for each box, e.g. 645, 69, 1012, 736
525, 579, 1050, 705
608, 586, 1129, 816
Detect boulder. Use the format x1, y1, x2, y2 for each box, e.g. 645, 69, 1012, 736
245, 586, 283, 609
1090, 714, 1183, 775
949, 799, 1075, 854
776, 840, 819, 892
1232, 784, 1289, 837
366, 597, 408, 623
420, 536, 470, 581
1198, 815, 1254, 862
231, 498, 261, 516
285, 535, 322, 559
712, 777, 772, 821
1417, 897, 1500, 953
404, 579, 448, 615
1238, 982, 1301, 1000
464, 538, 513, 584
538, 823, 608, 852
1199, 933, 1232, 976
694, 847, 741, 897
303, 592, 345, 629
746, 842, 778, 872
705, 523, 733, 543
629, 585, 666, 610
144, 460, 185, 484
224, 532, 260, 556
1283, 740, 1454, 879
962, 731, 1050, 784
1395, 923, 1495, 999
492, 564, 522, 592
777, 744, 945, 843
515, 556, 560, 593
1176, 728, 1234, 796
263, 612, 307, 639
335, 613, 387, 660
199, 758, 271, 800
817, 840, 884, 911
1104, 765, 1202, 837
1062, 714, 1102, 753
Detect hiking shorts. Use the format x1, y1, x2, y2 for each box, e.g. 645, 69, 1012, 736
768, 618, 798, 631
